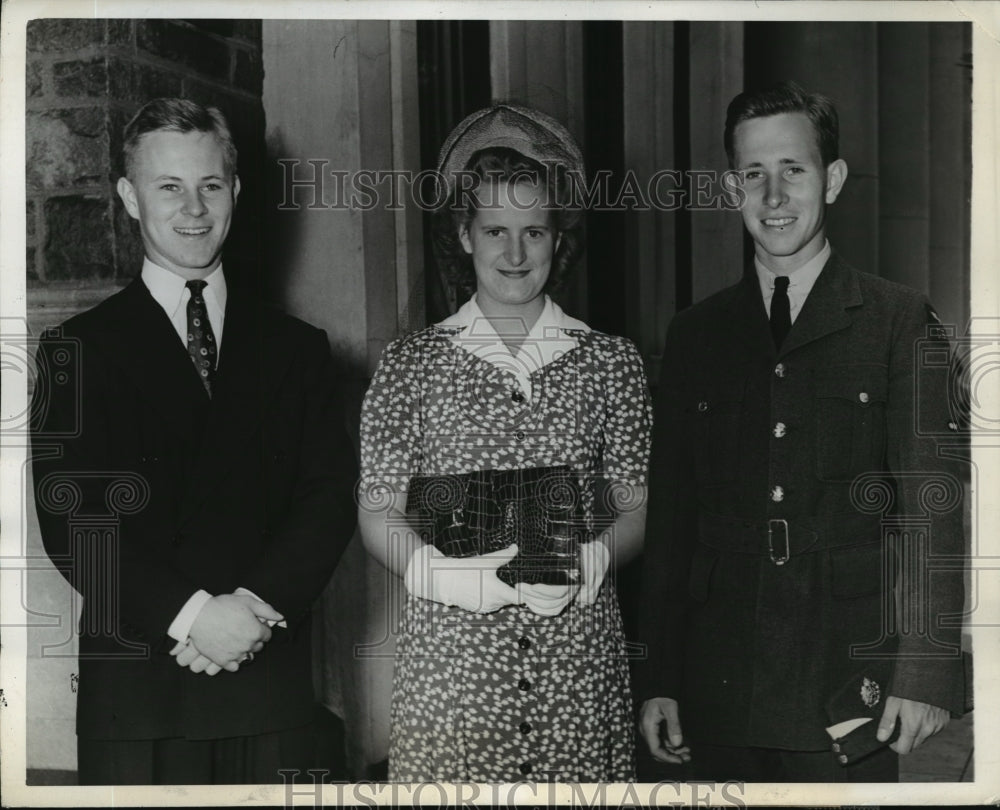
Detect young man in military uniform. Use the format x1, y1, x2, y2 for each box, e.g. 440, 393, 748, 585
637, 82, 966, 782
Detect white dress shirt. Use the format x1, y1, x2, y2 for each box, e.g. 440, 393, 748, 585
141, 258, 227, 352
755, 239, 831, 324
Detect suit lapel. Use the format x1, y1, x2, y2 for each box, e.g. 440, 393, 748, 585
780, 253, 862, 357
176, 286, 294, 524
100, 279, 209, 439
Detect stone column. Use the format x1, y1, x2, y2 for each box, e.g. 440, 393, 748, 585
688, 22, 746, 304
622, 22, 678, 382
261, 19, 423, 777
878, 24, 931, 294
490, 20, 588, 318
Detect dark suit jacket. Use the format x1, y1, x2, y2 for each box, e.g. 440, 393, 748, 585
31, 276, 357, 741
637, 252, 966, 751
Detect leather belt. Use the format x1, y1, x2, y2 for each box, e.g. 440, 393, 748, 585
698, 511, 883, 565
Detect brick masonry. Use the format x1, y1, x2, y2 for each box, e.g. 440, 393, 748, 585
26, 18, 265, 333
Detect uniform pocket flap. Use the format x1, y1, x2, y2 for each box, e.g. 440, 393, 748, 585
815, 365, 889, 404
831, 543, 886, 598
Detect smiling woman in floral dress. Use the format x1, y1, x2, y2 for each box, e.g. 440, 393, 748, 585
358, 104, 652, 782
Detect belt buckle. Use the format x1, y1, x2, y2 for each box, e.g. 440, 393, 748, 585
767, 519, 790, 565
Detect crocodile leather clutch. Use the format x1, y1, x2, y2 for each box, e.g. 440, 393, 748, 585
406, 465, 585, 586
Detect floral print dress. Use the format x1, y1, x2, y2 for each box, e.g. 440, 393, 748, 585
359, 297, 651, 782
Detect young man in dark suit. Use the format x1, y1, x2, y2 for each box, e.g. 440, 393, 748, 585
637, 82, 966, 782
31, 98, 357, 784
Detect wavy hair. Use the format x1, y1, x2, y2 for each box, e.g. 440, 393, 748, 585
724, 81, 839, 168
123, 97, 238, 180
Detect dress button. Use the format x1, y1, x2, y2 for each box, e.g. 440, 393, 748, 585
518, 678, 532, 692
774, 363, 786, 378
514, 430, 526, 441
773, 421, 787, 438
859, 392, 870, 404
518, 637, 531, 650
511, 390, 525, 404
519, 761, 533, 775
770, 485, 785, 503
519, 721, 533, 734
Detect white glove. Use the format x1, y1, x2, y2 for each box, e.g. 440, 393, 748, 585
518, 582, 579, 616
576, 540, 611, 605
404, 543, 520, 613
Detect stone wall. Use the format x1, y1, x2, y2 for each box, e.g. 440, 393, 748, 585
26, 18, 264, 335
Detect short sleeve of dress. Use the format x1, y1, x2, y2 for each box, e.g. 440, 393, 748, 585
360, 335, 424, 495
598, 336, 652, 486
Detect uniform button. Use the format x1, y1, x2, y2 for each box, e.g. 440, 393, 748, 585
514, 430, 526, 441
838, 754, 849, 765
511, 390, 525, 403
948, 421, 959, 431
770, 485, 784, 503
697, 401, 709, 412
858, 392, 870, 404
774, 363, 786, 378
519, 761, 533, 775
519, 721, 533, 734
518, 678, 532, 692
518, 637, 531, 650
832, 743, 841, 753
773, 421, 787, 438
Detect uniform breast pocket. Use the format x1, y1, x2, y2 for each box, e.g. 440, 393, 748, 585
688, 375, 746, 485
814, 365, 888, 482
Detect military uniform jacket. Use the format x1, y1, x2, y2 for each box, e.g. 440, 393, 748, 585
637, 252, 966, 751
31, 276, 358, 742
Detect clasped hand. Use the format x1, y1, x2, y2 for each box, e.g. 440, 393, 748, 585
513, 539, 612, 613
405, 540, 612, 616
169, 593, 284, 676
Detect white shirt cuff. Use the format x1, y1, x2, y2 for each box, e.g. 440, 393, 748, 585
167, 589, 213, 642
234, 586, 288, 628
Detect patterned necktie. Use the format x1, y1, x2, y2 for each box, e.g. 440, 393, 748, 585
186, 279, 217, 396
770, 275, 791, 349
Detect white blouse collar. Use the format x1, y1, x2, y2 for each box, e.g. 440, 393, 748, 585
437, 294, 590, 401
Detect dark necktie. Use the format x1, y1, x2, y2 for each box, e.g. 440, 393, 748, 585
186, 279, 217, 396
770, 275, 791, 349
